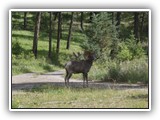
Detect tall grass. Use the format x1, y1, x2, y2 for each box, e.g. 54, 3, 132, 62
89, 58, 148, 83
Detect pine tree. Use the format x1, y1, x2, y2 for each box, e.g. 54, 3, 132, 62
82, 12, 119, 60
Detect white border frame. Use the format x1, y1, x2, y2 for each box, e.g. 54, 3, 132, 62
9, 9, 151, 111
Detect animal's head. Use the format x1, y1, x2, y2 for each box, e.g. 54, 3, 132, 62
84, 51, 96, 61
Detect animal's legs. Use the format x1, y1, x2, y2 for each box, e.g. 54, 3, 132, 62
86, 73, 88, 87
83, 73, 87, 87
65, 70, 69, 86
67, 73, 72, 86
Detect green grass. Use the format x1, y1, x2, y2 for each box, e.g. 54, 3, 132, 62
12, 85, 148, 108
12, 30, 84, 75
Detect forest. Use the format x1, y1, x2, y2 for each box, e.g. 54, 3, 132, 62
11, 11, 149, 84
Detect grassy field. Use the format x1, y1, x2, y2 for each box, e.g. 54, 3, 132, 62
12, 85, 148, 109
12, 29, 84, 75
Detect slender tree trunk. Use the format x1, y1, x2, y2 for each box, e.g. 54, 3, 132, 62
116, 12, 121, 33
48, 12, 52, 58
53, 12, 58, 21
140, 12, 145, 41
134, 12, 139, 41
56, 12, 61, 54
112, 12, 115, 25
89, 12, 93, 23
33, 12, 41, 59
110, 12, 120, 59
66, 12, 74, 49
60, 13, 63, 39
80, 12, 84, 31
24, 12, 27, 30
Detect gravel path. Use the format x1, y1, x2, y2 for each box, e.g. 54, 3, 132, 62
12, 70, 148, 91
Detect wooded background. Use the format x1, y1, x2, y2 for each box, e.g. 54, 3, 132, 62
12, 11, 149, 84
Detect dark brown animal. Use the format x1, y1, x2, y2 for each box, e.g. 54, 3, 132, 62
64, 51, 95, 87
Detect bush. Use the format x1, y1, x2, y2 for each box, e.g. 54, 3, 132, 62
89, 65, 107, 81
89, 58, 148, 84
117, 33, 145, 61
106, 58, 148, 83
120, 58, 148, 83
12, 40, 23, 55
117, 42, 133, 61
107, 61, 121, 81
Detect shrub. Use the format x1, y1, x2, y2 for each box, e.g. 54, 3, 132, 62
89, 65, 106, 81
106, 58, 148, 83
117, 33, 145, 61
12, 40, 23, 55
120, 58, 148, 83
107, 61, 121, 81
117, 42, 133, 61
89, 58, 148, 84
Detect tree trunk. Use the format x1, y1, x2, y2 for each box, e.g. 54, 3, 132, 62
24, 12, 27, 30
66, 12, 74, 49
112, 12, 115, 25
134, 12, 139, 41
53, 12, 58, 21
89, 12, 93, 23
60, 13, 63, 39
56, 12, 61, 54
33, 12, 41, 59
116, 12, 121, 33
80, 12, 84, 31
140, 12, 145, 41
48, 12, 52, 58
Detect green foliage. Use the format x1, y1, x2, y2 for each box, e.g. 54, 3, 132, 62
117, 33, 145, 61
118, 58, 148, 83
41, 12, 50, 32
133, 42, 146, 59
89, 58, 148, 83
12, 29, 83, 75
81, 12, 119, 59
12, 51, 60, 75
89, 64, 107, 81
107, 61, 121, 81
117, 43, 132, 61
12, 40, 23, 55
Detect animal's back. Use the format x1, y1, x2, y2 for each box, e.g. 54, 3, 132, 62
65, 60, 91, 73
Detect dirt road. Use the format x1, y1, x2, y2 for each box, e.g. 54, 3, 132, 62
12, 70, 148, 91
